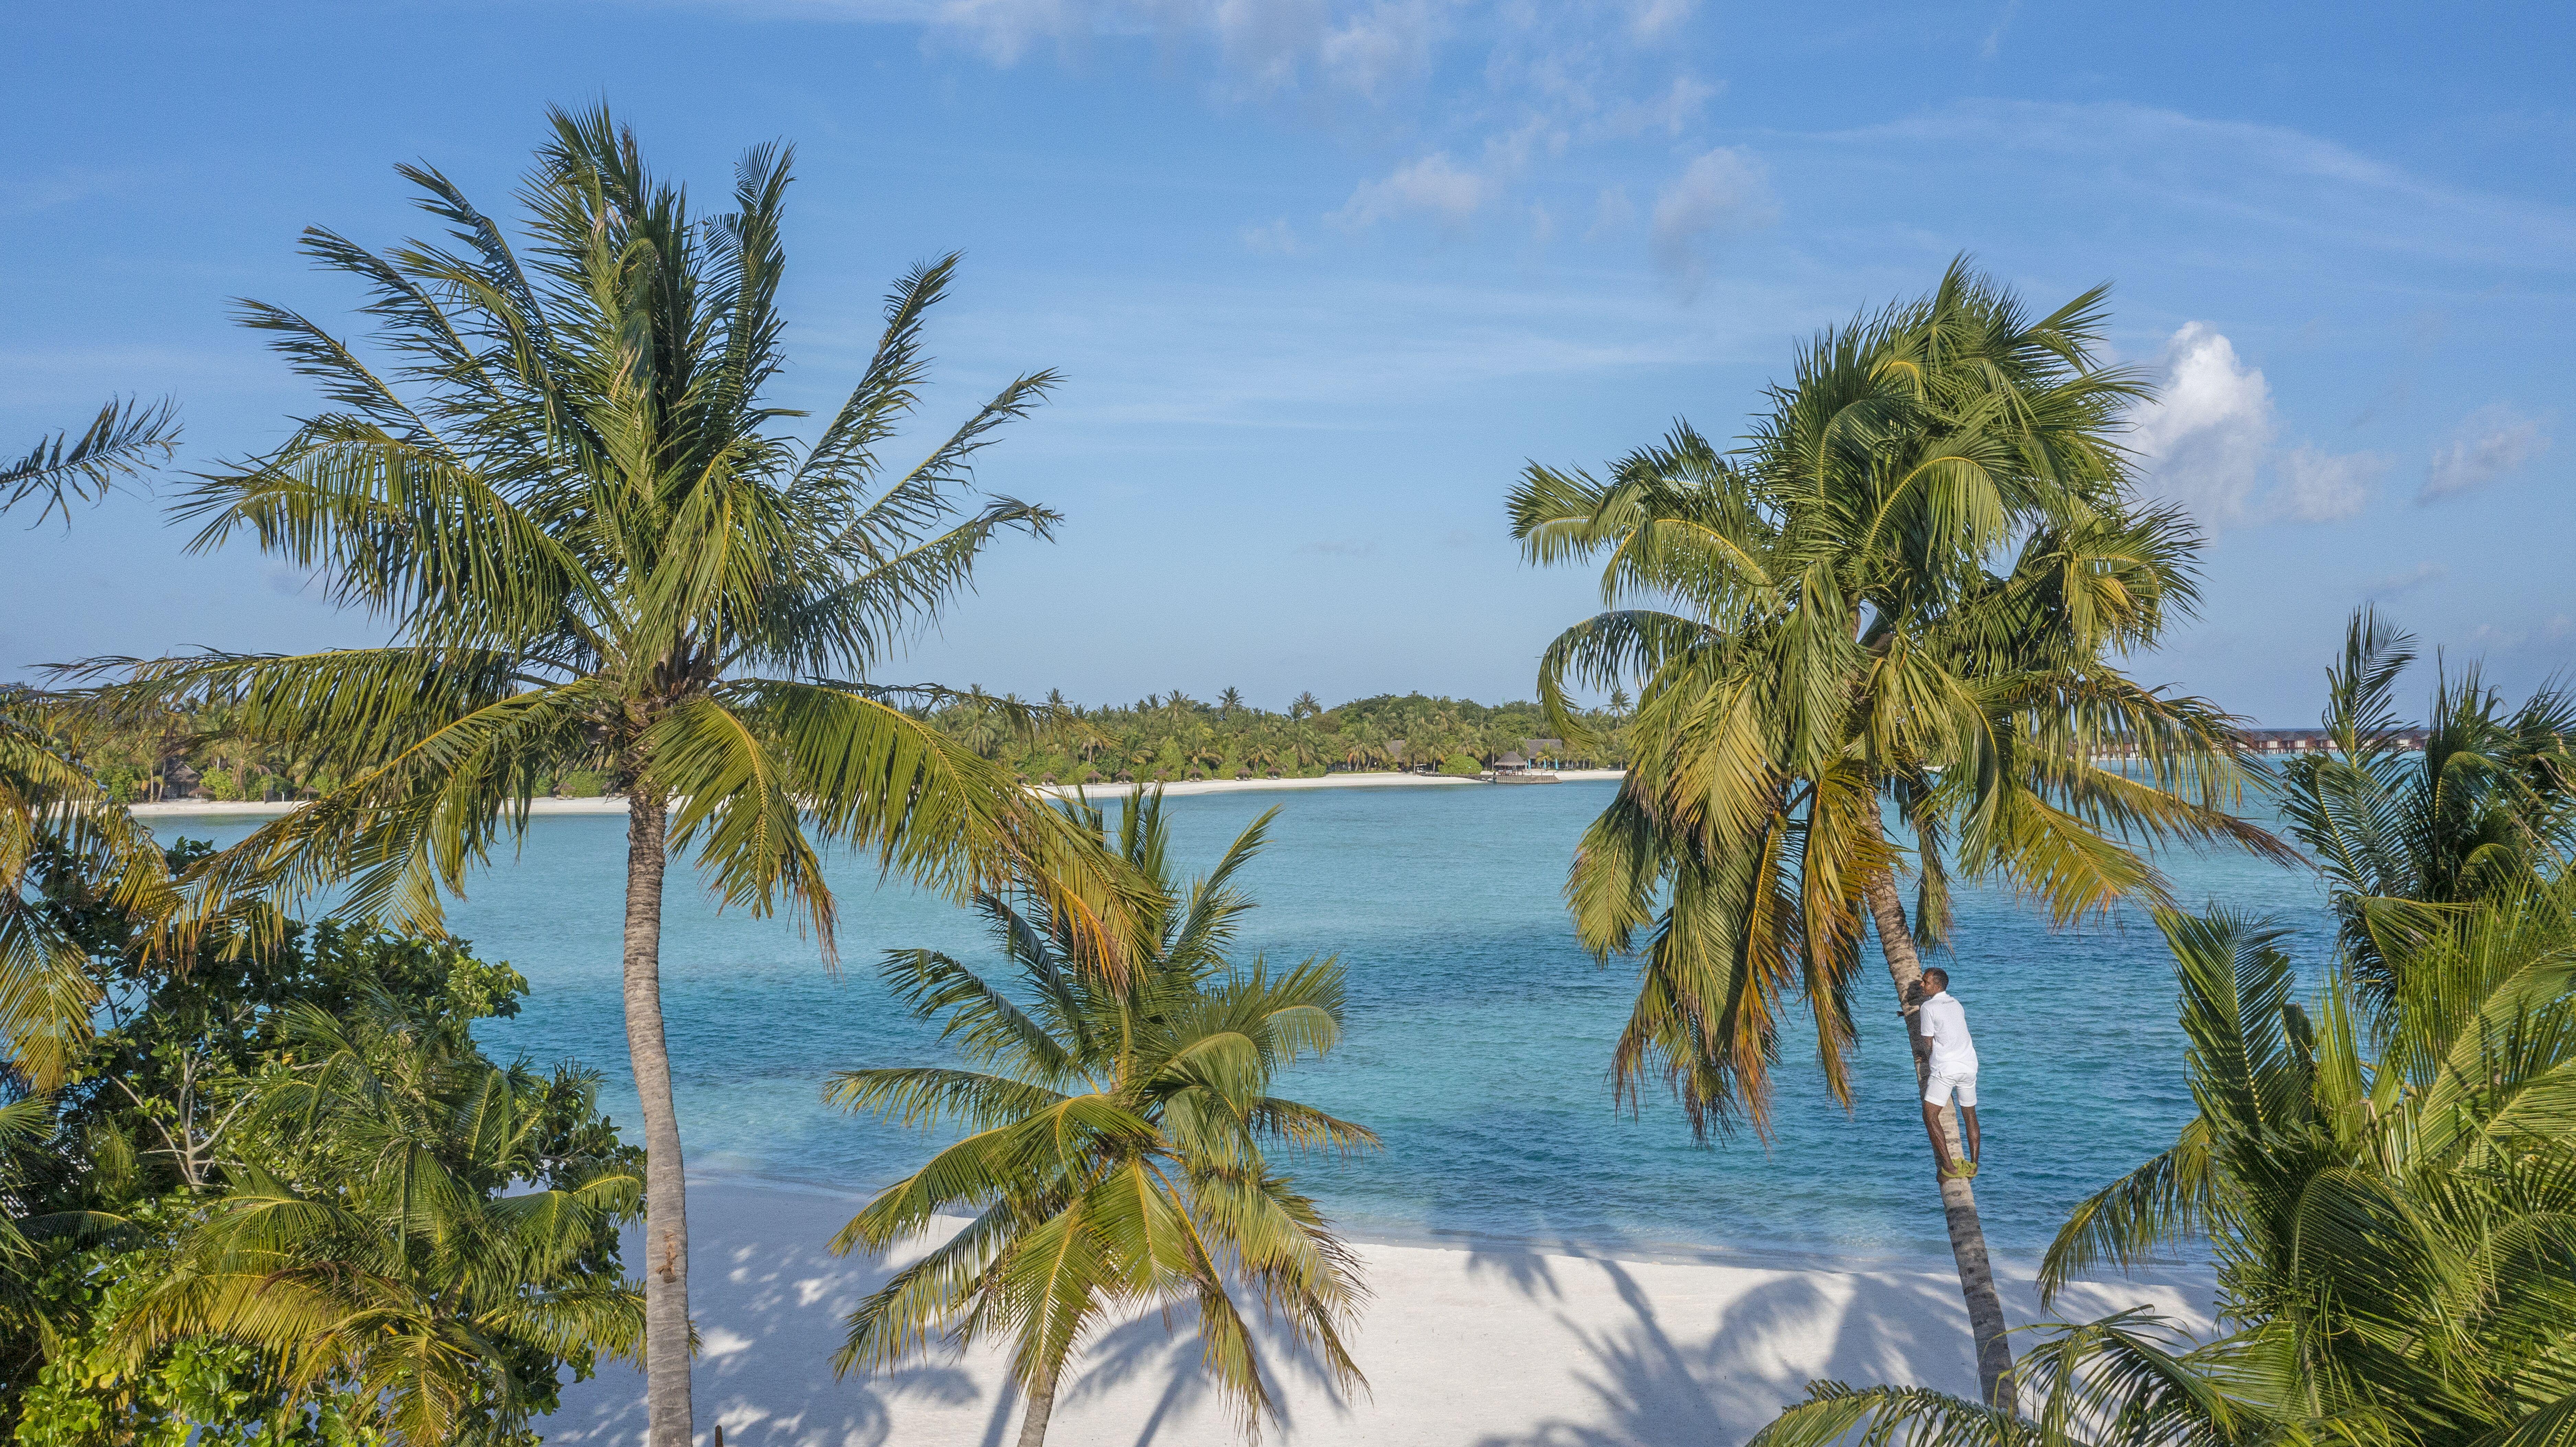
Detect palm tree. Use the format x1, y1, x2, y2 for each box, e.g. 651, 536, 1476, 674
77, 108, 1138, 1447
828, 791, 1374, 1446
1, 400, 180, 1087
2272, 608, 2576, 1012
119, 999, 645, 1443
1509, 260, 2278, 1405
1289, 691, 1322, 722
1217, 685, 1246, 718
3, 396, 179, 524
1753, 889, 2576, 1447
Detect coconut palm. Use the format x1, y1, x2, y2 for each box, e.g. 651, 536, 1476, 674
1510, 259, 2279, 1405
1217, 686, 1246, 718
118, 998, 644, 1444
1, 400, 179, 1087
2271, 608, 2576, 1013
3, 396, 179, 524
73, 107, 1138, 1447
828, 790, 1374, 1447
1753, 889, 2576, 1447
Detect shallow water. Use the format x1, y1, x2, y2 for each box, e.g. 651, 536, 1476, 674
162, 781, 2328, 1263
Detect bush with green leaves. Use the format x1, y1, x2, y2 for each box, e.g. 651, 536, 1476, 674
1440, 754, 1483, 777
1, 842, 641, 1445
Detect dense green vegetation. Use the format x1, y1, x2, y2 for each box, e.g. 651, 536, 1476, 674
920, 688, 1623, 786
63, 688, 1626, 804
0, 843, 636, 1445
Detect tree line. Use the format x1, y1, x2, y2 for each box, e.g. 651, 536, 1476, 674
52, 687, 1629, 805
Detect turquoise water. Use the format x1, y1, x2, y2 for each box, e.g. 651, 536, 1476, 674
162, 782, 2328, 1264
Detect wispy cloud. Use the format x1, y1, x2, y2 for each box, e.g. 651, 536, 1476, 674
1298, 537, 1379, 557
1240, 216, 1307, 255
2275, 445, 2386, 523
2422, 403, 2551, 501
1331, 151, 1493, 232
1649, 146, 1777, 297
1978, 0, 2021, 59
1807, 99, 2576, 269
2364, 561, 2446, 599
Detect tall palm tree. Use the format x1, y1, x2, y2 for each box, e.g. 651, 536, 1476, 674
1753, 889, 2576, 1447
2272, 608, 2576, 1012
1509, 260, 2278, 1405
829, 791, 1373, 1446
120, 999, 645, 1443
77, 108, 1137, 1447
1, 399, 179, 1086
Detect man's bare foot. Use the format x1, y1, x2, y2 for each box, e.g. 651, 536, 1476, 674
1965, 1160, 1980, 1178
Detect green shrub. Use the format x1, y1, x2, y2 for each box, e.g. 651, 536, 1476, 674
558, 770, 607, 798
1441, 754, 1484, 777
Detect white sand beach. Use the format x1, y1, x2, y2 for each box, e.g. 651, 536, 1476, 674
544, 1178, 2210, 1447
125, 771, 1626, 820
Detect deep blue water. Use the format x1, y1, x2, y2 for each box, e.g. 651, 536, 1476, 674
161, 781, 2329, 1264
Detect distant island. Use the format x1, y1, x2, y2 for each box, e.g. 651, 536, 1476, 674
53, 688, 1631, 802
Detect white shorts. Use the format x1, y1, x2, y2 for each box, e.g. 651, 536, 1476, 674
1925, 1069, 1978, 1108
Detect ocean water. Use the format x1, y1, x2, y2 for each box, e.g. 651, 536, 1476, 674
161, 781, 2329, 1265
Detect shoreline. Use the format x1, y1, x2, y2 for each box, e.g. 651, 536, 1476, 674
545, 1175, 2213, 1447
125, 768, 1626, 820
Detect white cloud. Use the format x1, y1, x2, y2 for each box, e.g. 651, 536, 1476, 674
2130, 324, 2384, 527
1649, 147, 1777, 296
2274, 445, 2385, 523
2364, 561, 2446, 599
1592, 73, 1717, 139
1588, 184, 1636, 239
2422, 403, 2551, 501
1978, 0, 2020, 59
1628, 0, 1693, 41
1330, 151, 1492, 231
1240, 216, 1307, 254
925, 0, 1088, 64
1317, 0, 1445, 99
2129, 323, 2274, 524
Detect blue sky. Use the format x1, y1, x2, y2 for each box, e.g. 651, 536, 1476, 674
4, 1, 2569, 724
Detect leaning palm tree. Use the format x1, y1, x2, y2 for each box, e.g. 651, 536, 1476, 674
74, 107, 1137, 1447
118, 999, 645, 1443
1753, 889, 2576, 1447
2272, 608, 2576, 1013
829, 791, 1374, 1446
1510, 260, 2281, 1405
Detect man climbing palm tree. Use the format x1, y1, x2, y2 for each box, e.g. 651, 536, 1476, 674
1907, 968, 1980, 1180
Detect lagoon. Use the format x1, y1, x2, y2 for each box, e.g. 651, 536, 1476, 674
160, 779, 2328, 1265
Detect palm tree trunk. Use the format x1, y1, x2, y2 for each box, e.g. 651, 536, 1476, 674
622, 787, 694, 1447
1014, 1357, 1062, 1447
1863, 867, 2016, 1410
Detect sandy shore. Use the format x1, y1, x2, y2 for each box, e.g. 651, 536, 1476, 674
543, 1178, 2209, 1447
126, 771, 1626, 820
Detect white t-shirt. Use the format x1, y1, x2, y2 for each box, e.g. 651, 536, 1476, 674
1917, 990, 1977, 1075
